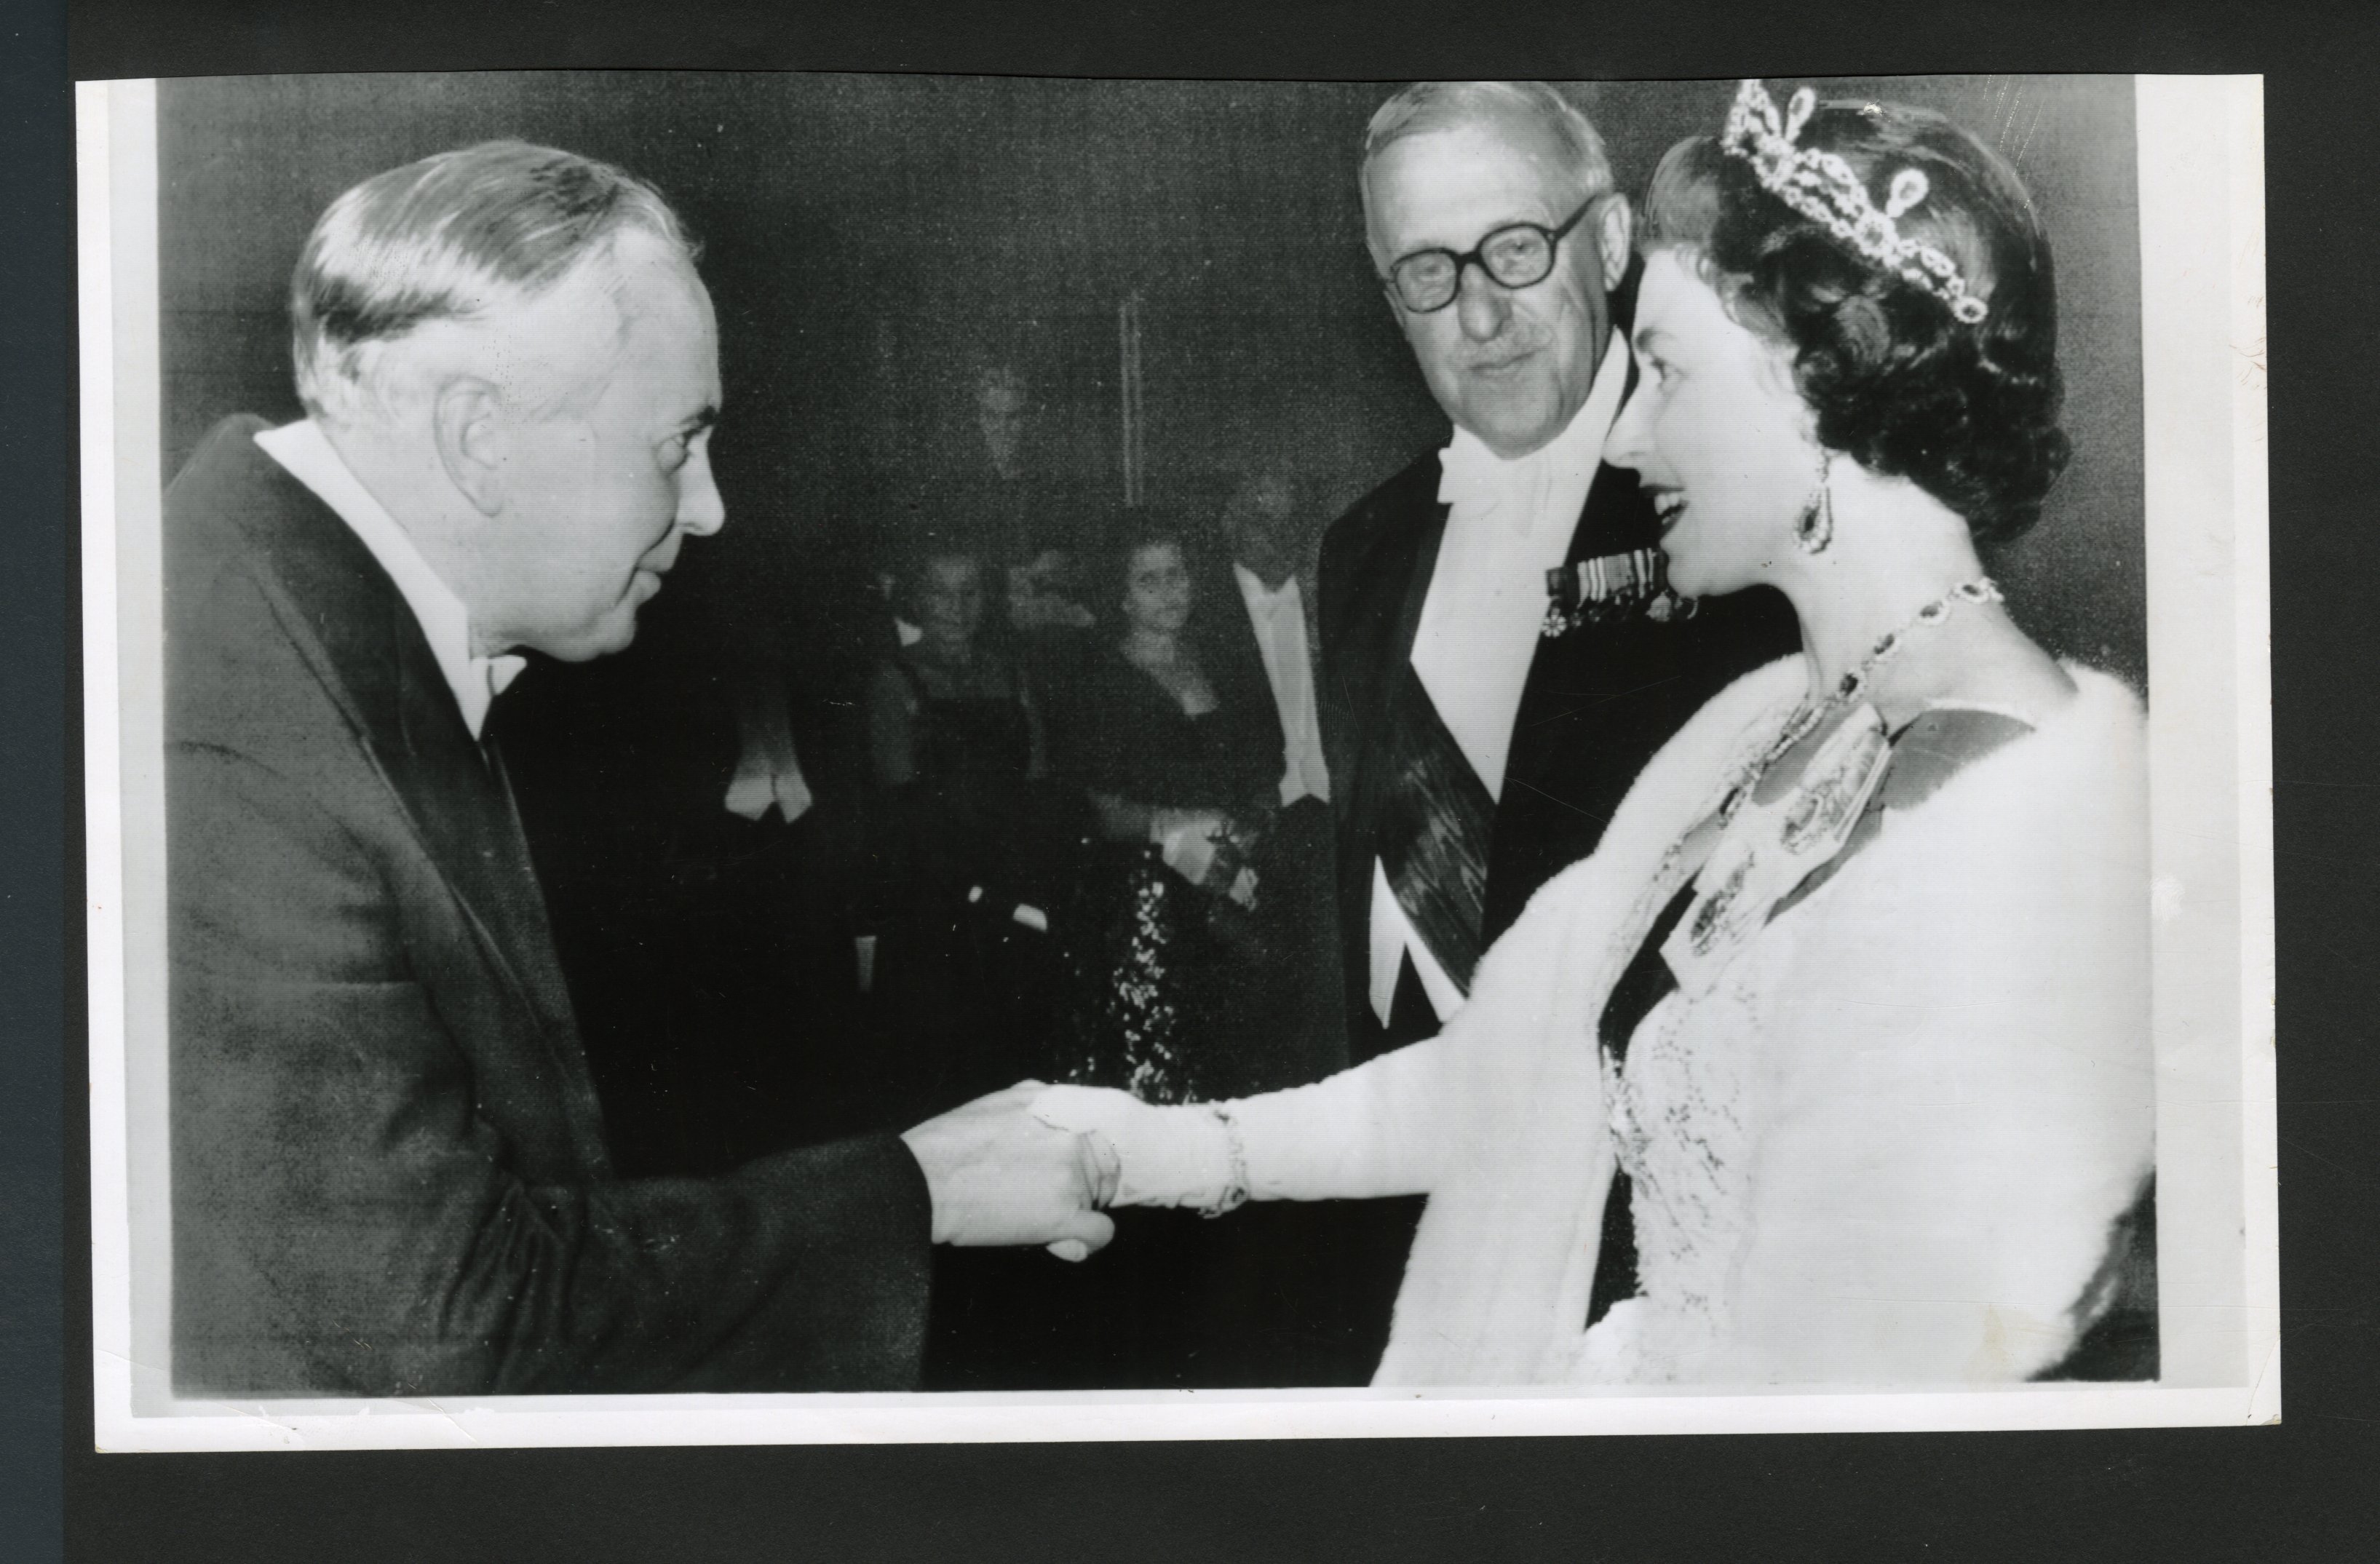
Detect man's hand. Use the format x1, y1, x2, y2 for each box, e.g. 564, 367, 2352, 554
900, 1084, 1119, 1260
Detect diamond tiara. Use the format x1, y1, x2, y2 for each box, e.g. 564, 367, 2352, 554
1721, 79, 1989, 326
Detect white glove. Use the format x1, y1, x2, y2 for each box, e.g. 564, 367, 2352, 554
900, 1083, 1121, 1263
1028, 1084, 1238, 1212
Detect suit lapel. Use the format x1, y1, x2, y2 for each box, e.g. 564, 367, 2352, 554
233, 440, 589, 1071
1502, 299, 1664, 806
1205, 560, 1286, 751
1296, 560, 1325, 666
1339, 490, 1448, 837
385, 630, 582, 1047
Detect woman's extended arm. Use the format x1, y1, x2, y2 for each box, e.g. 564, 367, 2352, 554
1033, 1033, 1454, 1207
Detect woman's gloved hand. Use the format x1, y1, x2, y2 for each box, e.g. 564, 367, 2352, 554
1028, 1083, 1239, 1213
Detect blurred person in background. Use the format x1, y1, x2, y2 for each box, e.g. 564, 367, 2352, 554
861, 536, 1072, 1115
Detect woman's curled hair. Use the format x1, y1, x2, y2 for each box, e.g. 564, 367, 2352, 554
1641, 100, 2071, 544
1100, 514, 1200, 617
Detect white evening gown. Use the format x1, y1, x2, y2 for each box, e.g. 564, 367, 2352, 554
1045, 656, 2156, 1388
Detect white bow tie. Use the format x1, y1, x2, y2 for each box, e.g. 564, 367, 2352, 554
1437, 434, 1557, 535
480, 654, 526, 702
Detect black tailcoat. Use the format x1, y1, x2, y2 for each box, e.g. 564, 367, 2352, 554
1317, 326, 1800, 1062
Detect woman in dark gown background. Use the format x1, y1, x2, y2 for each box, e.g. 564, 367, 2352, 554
923, 523, 1307, 1389
1048, 527, 1291, 1105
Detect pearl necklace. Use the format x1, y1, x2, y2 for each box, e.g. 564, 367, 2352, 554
1719, 576, 2002, 826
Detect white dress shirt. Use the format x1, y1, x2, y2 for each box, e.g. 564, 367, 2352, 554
1368, 338, 1633, 1027
1231, 563, 1332, 808
255, 419, 525, 741
724, 686, 816, 825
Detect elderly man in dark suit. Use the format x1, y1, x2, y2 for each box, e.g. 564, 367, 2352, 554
166, 140, 1113, 1398
1303, 82, 1796, 1380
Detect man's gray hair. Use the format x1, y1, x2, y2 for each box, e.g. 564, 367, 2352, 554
290, 140, 697, 424
1360, 82, 1615, 215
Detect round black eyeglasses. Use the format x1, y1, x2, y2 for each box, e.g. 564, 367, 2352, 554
1382, 199, 1594, 314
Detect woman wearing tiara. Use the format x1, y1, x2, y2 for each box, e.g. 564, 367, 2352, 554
1034, 82, 2156, 1386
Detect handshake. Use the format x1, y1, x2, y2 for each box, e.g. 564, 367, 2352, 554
898, 1083, 1242, 1261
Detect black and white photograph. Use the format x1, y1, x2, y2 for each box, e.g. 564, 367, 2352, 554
75, 68, 2274, 1446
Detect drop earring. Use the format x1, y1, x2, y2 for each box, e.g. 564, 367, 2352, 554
1795, 453, 1836, 555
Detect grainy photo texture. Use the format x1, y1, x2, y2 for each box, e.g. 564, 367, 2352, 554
79, 71, 2274, 1448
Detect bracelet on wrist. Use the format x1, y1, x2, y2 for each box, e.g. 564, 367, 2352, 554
1198, 1104, 1250, 1219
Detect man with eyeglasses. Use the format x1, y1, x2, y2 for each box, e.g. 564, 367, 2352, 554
1298, 82, 1796, 1381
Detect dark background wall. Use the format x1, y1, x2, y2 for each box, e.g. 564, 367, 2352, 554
159, 71, 2142, 685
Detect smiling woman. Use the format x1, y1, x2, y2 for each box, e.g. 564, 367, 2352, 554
1039, 79, 2156, 1389
154, 74, 2146, 694
1611, 249, 1825, 600
132, 71, 2167, 1406
1628, 89, 2071, 549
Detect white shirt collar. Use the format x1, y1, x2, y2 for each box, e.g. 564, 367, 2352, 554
1232, 560, 1301, 608
1435, 333, 1632, 534
253, 418, 526, 741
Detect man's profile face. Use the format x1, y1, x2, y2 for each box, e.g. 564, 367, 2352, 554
1365, 114, 1619, 459
479, 234, 726, 661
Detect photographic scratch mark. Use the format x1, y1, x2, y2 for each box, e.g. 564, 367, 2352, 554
1504, 773, 1610, 822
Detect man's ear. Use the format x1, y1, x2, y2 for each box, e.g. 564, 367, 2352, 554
430, 377, 507, 517
1366, 223, 1412, 334
1594, 193, 1635, 293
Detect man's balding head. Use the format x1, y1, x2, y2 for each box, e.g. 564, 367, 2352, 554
291, 142, 726, 662
292, 140, 699, 429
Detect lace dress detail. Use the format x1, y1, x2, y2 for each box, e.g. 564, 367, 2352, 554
1568, 701, 2038, 1384
1587, 961, 1764, 1381
1563, 815, 1766, 1384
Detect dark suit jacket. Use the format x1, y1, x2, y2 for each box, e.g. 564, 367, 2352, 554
165, 418, 933, 1397
1191, 552, 1316, 788
1317, 348, 1801, 1063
